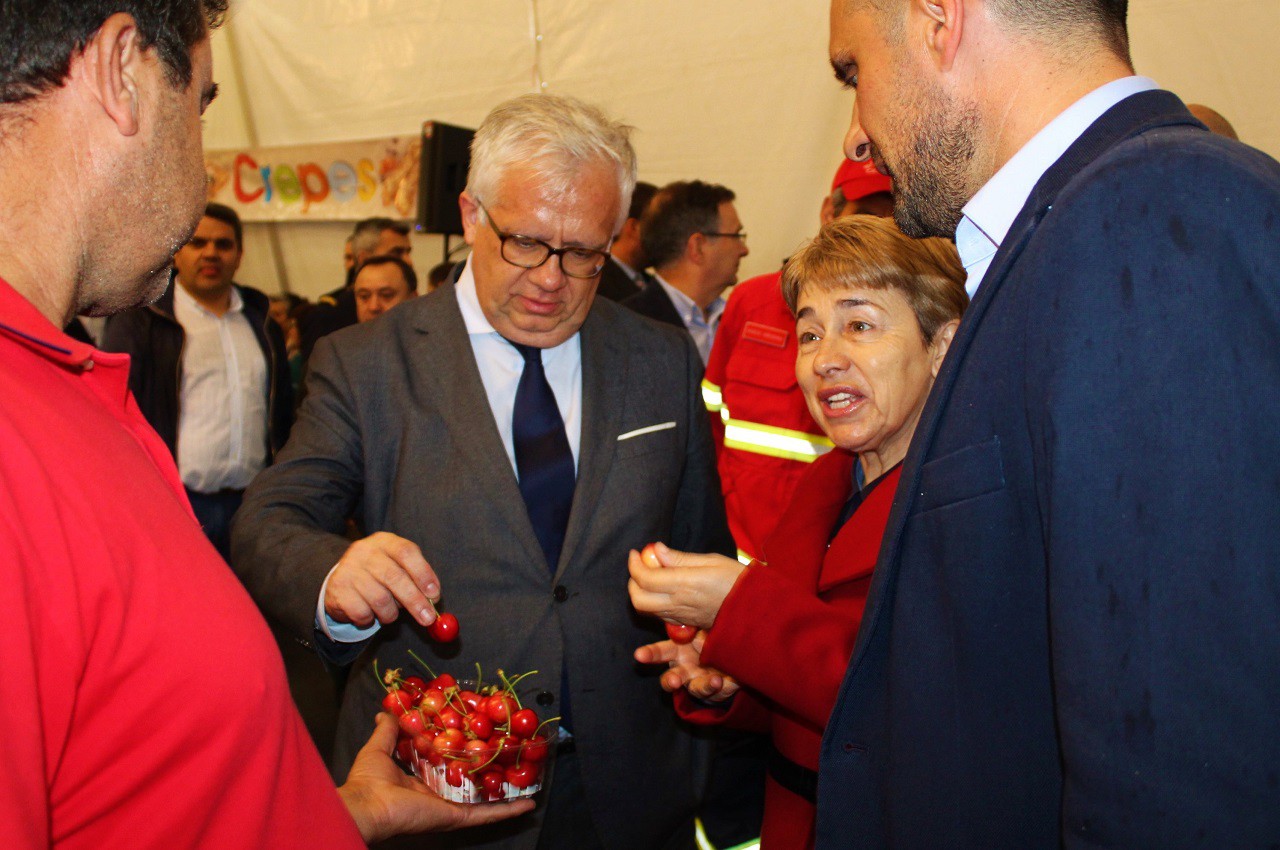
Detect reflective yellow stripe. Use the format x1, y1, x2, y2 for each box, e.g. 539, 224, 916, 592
736, 549, 754, 565
701, 378, 724, 412
695, 818, 760, 850
723, 418, 834, 463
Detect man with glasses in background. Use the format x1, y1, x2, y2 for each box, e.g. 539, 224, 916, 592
232, 92, 733, 850
623, 181, 749, 366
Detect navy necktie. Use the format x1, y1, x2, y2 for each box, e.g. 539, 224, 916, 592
510, 341, 576, 573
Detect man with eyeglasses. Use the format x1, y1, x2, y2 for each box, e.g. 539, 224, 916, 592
104, 201, 292, 562
232, 92, 733, 850
622, 180, 749, 365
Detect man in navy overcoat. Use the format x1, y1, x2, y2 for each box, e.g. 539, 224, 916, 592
817, 1, 1280, 847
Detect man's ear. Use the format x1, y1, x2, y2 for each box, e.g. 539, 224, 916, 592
78, 12, 147, 136
459, 192, 480, 245
919, 0, 964, 73
686, 231, 707, 266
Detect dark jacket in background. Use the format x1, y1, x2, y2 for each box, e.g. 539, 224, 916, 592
102, 278, 293, 464
621, 277, 685, 330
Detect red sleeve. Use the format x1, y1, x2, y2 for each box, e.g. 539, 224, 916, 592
673, 686, 772, 734
701, 561, 863, 732
703, 287, 745, 451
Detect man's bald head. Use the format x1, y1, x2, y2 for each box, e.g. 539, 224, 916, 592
1187, 104, 1240, 141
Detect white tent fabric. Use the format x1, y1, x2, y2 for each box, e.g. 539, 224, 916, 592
202, 1, 1280, 299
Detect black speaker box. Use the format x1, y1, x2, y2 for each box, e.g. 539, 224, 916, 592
415, 121, 475, 236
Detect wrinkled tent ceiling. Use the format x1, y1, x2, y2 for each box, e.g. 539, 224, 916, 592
203, 0, 1280, 298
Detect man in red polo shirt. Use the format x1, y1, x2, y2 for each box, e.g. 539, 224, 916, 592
0, 3, 529, 847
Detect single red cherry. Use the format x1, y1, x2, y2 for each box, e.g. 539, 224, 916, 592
427, 612, 460, 643
522, 734, 550, 763
382, 689, 416, 715
445, 761, 468, 788
420, 687, 447, 714
666, 622, 697, 644
509, 708, 540, 739
484, 693, 514, 725
480, 769, 506, 800
505, 763, 539, 789
429, 673, 457, 690
397, 709, 428, 738
457, 689, 484, 713
465, 713, 494, 740
437, 706, 464, 730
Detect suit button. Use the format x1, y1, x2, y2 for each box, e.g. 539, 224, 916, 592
553, 585, 568, 602
843, 742, 856, 753
536, 690, 555, 707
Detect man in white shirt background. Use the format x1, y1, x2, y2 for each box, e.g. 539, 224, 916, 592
622, 180, 749, 365
104, 202, 292, 561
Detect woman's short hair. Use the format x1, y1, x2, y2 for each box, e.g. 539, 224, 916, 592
466, 93, 637, 232
781, 215, 968, 344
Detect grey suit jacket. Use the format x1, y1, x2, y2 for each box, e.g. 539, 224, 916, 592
231, 282, 732, 850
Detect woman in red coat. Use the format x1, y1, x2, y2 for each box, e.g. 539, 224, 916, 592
630, 216, 968, 850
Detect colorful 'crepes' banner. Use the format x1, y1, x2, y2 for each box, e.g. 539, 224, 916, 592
205, 135, 421, 222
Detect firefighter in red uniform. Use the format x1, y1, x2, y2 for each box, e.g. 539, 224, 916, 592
702, 158, 893, 563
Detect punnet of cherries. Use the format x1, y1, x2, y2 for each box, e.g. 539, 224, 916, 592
378, 651, 556, 804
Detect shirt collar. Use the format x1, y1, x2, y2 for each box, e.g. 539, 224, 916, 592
0, 275, 99, 369
611, 256, 641, 283
654, 274, 724, 326
957, 76, 1160, 285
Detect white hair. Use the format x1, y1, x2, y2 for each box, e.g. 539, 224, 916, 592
466, 93, 638, 232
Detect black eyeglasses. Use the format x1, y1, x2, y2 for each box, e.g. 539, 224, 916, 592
480, 202, 611, 279
699, 231, 748, 241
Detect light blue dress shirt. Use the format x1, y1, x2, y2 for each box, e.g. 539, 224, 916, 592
319, 258, 584, 642
653, 274, 725, 366
955, 76, 1160, 298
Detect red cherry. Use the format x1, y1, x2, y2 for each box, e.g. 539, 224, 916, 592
522, 734, 550, 762
490, 734, 520, 765
666, 622, 697, 644
505, 763, 539, 789
397, 709, 428, 737
480, 769, 506, 800
432, 728, 465, 757
465, 713, 494, 740
395, 737, 415, 763
445, 761, 468, 787
438, 706, 465, 730
382, 689, 416, 715
484, 694, 514, 724
457, 689, 484, 713
426, 612, 460, 643
429, 673, 457, 690
509, 708, 539, 739
419, 687, 447, 714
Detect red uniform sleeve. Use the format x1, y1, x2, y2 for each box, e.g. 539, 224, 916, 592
673, 686, 773, 733
700, 562, 864, 732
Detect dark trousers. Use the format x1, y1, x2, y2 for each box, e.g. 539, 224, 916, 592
185, 487, 244, 563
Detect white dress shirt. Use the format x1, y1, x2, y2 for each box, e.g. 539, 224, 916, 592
173, 284, 269, 492
654, 274, 725, 366
955, 76, 1160, 297
320, 259, 584, 641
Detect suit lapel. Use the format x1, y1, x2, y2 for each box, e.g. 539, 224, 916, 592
555, 302, 628, 579
846, 90, 1202, 673
410, 283, 548, 575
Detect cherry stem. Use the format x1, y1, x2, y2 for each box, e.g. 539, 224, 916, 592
373, 660, 394, 694
406, 649, 439, 681
474, 661, 484, 693
535, 716, 561, 736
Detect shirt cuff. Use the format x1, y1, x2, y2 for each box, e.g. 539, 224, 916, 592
315, 562, 381, 642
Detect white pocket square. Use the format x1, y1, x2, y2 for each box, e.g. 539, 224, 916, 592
617, 421, 677, 442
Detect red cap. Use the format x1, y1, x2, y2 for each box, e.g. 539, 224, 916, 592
831, 157, 892, 200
